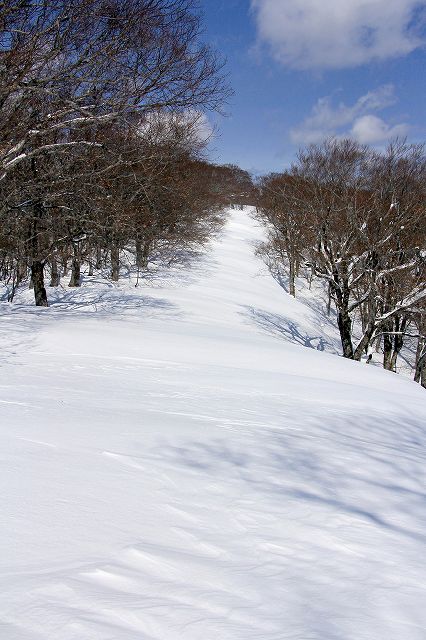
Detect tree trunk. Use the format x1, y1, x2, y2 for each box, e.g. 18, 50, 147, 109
414, 337, 426, 386
50, 257, 60, 287
326, 284, 332, 316
353, 288, 378, 362
414, 351, 426, 388
295, 254, 300, 278
95, 246, 103, 269
31, 261, 48, 307
16, 259, 27, 286
360, 302, 368, 334
334, 278, 354, 359
111, 246, 119, 281
136, 239, 151, 270
68, 256, 81, 287
390, 317, 406, 372
353, 319, 376, 361
29, 195, 47, 305
383, 326, 393, 370
337, 310, 354, 358
142, 239, 151, 269
421, 366, 426, 389
289, 256, 296, 297
374, 335, 381, 353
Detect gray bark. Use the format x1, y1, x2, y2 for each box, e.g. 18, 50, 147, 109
111, 246, 119, 281
50, 257, 60, 287
68, 256, 81, 287
289, 256, 296, 297
31, 261, 48, 307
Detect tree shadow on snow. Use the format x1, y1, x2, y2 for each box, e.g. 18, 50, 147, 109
1, 275, 183, 320
47, 286, 180, 319
155, 409, 426, 546
241, 305, 341, 354
0, 285, 182, 367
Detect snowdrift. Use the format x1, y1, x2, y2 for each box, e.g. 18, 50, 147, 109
1, 208, 425, 639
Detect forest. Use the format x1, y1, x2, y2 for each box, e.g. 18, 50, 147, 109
0, 0, 250, 304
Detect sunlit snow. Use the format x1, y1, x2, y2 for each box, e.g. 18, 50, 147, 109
1, 208, 425, 639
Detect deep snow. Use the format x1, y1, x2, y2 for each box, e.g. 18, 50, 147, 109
1, 208, 425, 640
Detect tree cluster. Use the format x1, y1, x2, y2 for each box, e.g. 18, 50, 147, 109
257, 138, 426, 387
0, 0, 232, 305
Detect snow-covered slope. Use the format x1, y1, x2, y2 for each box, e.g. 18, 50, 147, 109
1, 208, 425, 640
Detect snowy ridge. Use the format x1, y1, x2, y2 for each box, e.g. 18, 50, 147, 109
1, 208, 425, 639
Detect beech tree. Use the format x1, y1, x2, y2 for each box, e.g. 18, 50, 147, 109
360, 141, 426, 368
0, 0, 230, 305
257, 173, 308, 297
257, 138, 426, 382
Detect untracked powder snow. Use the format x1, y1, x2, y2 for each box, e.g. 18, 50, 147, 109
1, 208, 425, 639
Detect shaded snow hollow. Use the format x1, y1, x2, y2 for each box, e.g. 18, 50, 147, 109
1, 208, 425, 640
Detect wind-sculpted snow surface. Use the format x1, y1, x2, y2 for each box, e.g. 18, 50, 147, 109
1, 209, 425, 639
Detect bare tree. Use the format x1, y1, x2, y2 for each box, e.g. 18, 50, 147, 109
257, 173, 308, 297
256, 138, 426, 380
0, 0, 230, 180
0, 0, 231, 305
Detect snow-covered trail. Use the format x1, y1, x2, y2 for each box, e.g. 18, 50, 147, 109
1, 209, 426, 640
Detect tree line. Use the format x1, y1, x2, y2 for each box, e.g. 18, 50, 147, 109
256, 138, 426, 387
0, 0, 256, 306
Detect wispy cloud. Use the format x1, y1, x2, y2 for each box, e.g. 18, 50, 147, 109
251, 0, 426, 69
290, 85, 409, 145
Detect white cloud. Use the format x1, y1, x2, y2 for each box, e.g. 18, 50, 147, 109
251, 0, 425, 69
290, 85, 409, 145
138, 110, 214, 148
350, 115, 409, 144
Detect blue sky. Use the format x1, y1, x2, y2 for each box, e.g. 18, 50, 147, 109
199, 0, 426, 175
